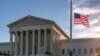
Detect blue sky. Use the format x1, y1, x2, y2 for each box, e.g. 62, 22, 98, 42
73, 0, 100, 38
0, 0, 70, 42
0, 0, 100, 42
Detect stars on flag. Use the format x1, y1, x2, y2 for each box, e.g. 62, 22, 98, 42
74, 13, 90, 27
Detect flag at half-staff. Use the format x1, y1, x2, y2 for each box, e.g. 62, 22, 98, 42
74, 13, 90, 27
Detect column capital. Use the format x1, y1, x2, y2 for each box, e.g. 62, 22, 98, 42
9, 31, 14, 34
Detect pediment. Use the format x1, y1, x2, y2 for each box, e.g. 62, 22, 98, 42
7, 15, 54, 28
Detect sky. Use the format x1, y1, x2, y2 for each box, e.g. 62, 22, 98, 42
0, 0, 70, 42
73, 0, 100, 38
0, 0, 100, 42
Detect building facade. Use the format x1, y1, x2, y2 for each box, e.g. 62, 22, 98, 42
1, 38, 100, 56
0, 42, 11, 55
61, 38, 100, 56
7, 15, 68, 56
0, 15, 100, 56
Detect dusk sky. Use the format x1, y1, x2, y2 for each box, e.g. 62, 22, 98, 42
0, 0, 100, 42
0, 0, 70, 42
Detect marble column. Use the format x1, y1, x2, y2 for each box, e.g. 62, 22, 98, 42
52, 30, 57, 56
32, 30, 35, 55
52, 30, 56, 56
47, 29, 50, 52
20, 31, 23, 56
58, 34, 61, 56
17, 31, 20, 55
14, 31, 18, 56
44, 29, 47, 52
10, 31, 13, 56
50, 29, 54, 55
26, 31, 29, 55
38, 30, 41, 53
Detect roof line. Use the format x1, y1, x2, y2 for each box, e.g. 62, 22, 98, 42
7, 15, 54, 28
7, 15, 69, 38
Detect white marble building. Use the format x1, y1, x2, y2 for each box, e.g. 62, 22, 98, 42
0, 15, 100, 56
1, 38, 100, 56
0, 42, 11, 55
61, 38, 100, 56
7, 15, 69, 56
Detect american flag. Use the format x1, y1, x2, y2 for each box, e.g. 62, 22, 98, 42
74, 13, 90, 27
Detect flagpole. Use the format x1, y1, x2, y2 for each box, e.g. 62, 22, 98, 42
69, 0, 73, 56
70, 0, 72, 41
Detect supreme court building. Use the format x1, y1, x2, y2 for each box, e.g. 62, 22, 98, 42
1, 15, 100, 56
7, 15, 69, 56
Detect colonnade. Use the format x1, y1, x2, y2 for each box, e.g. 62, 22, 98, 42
9, 29, 52, 56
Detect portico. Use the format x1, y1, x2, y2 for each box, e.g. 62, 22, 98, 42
7, 15, 68, 56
